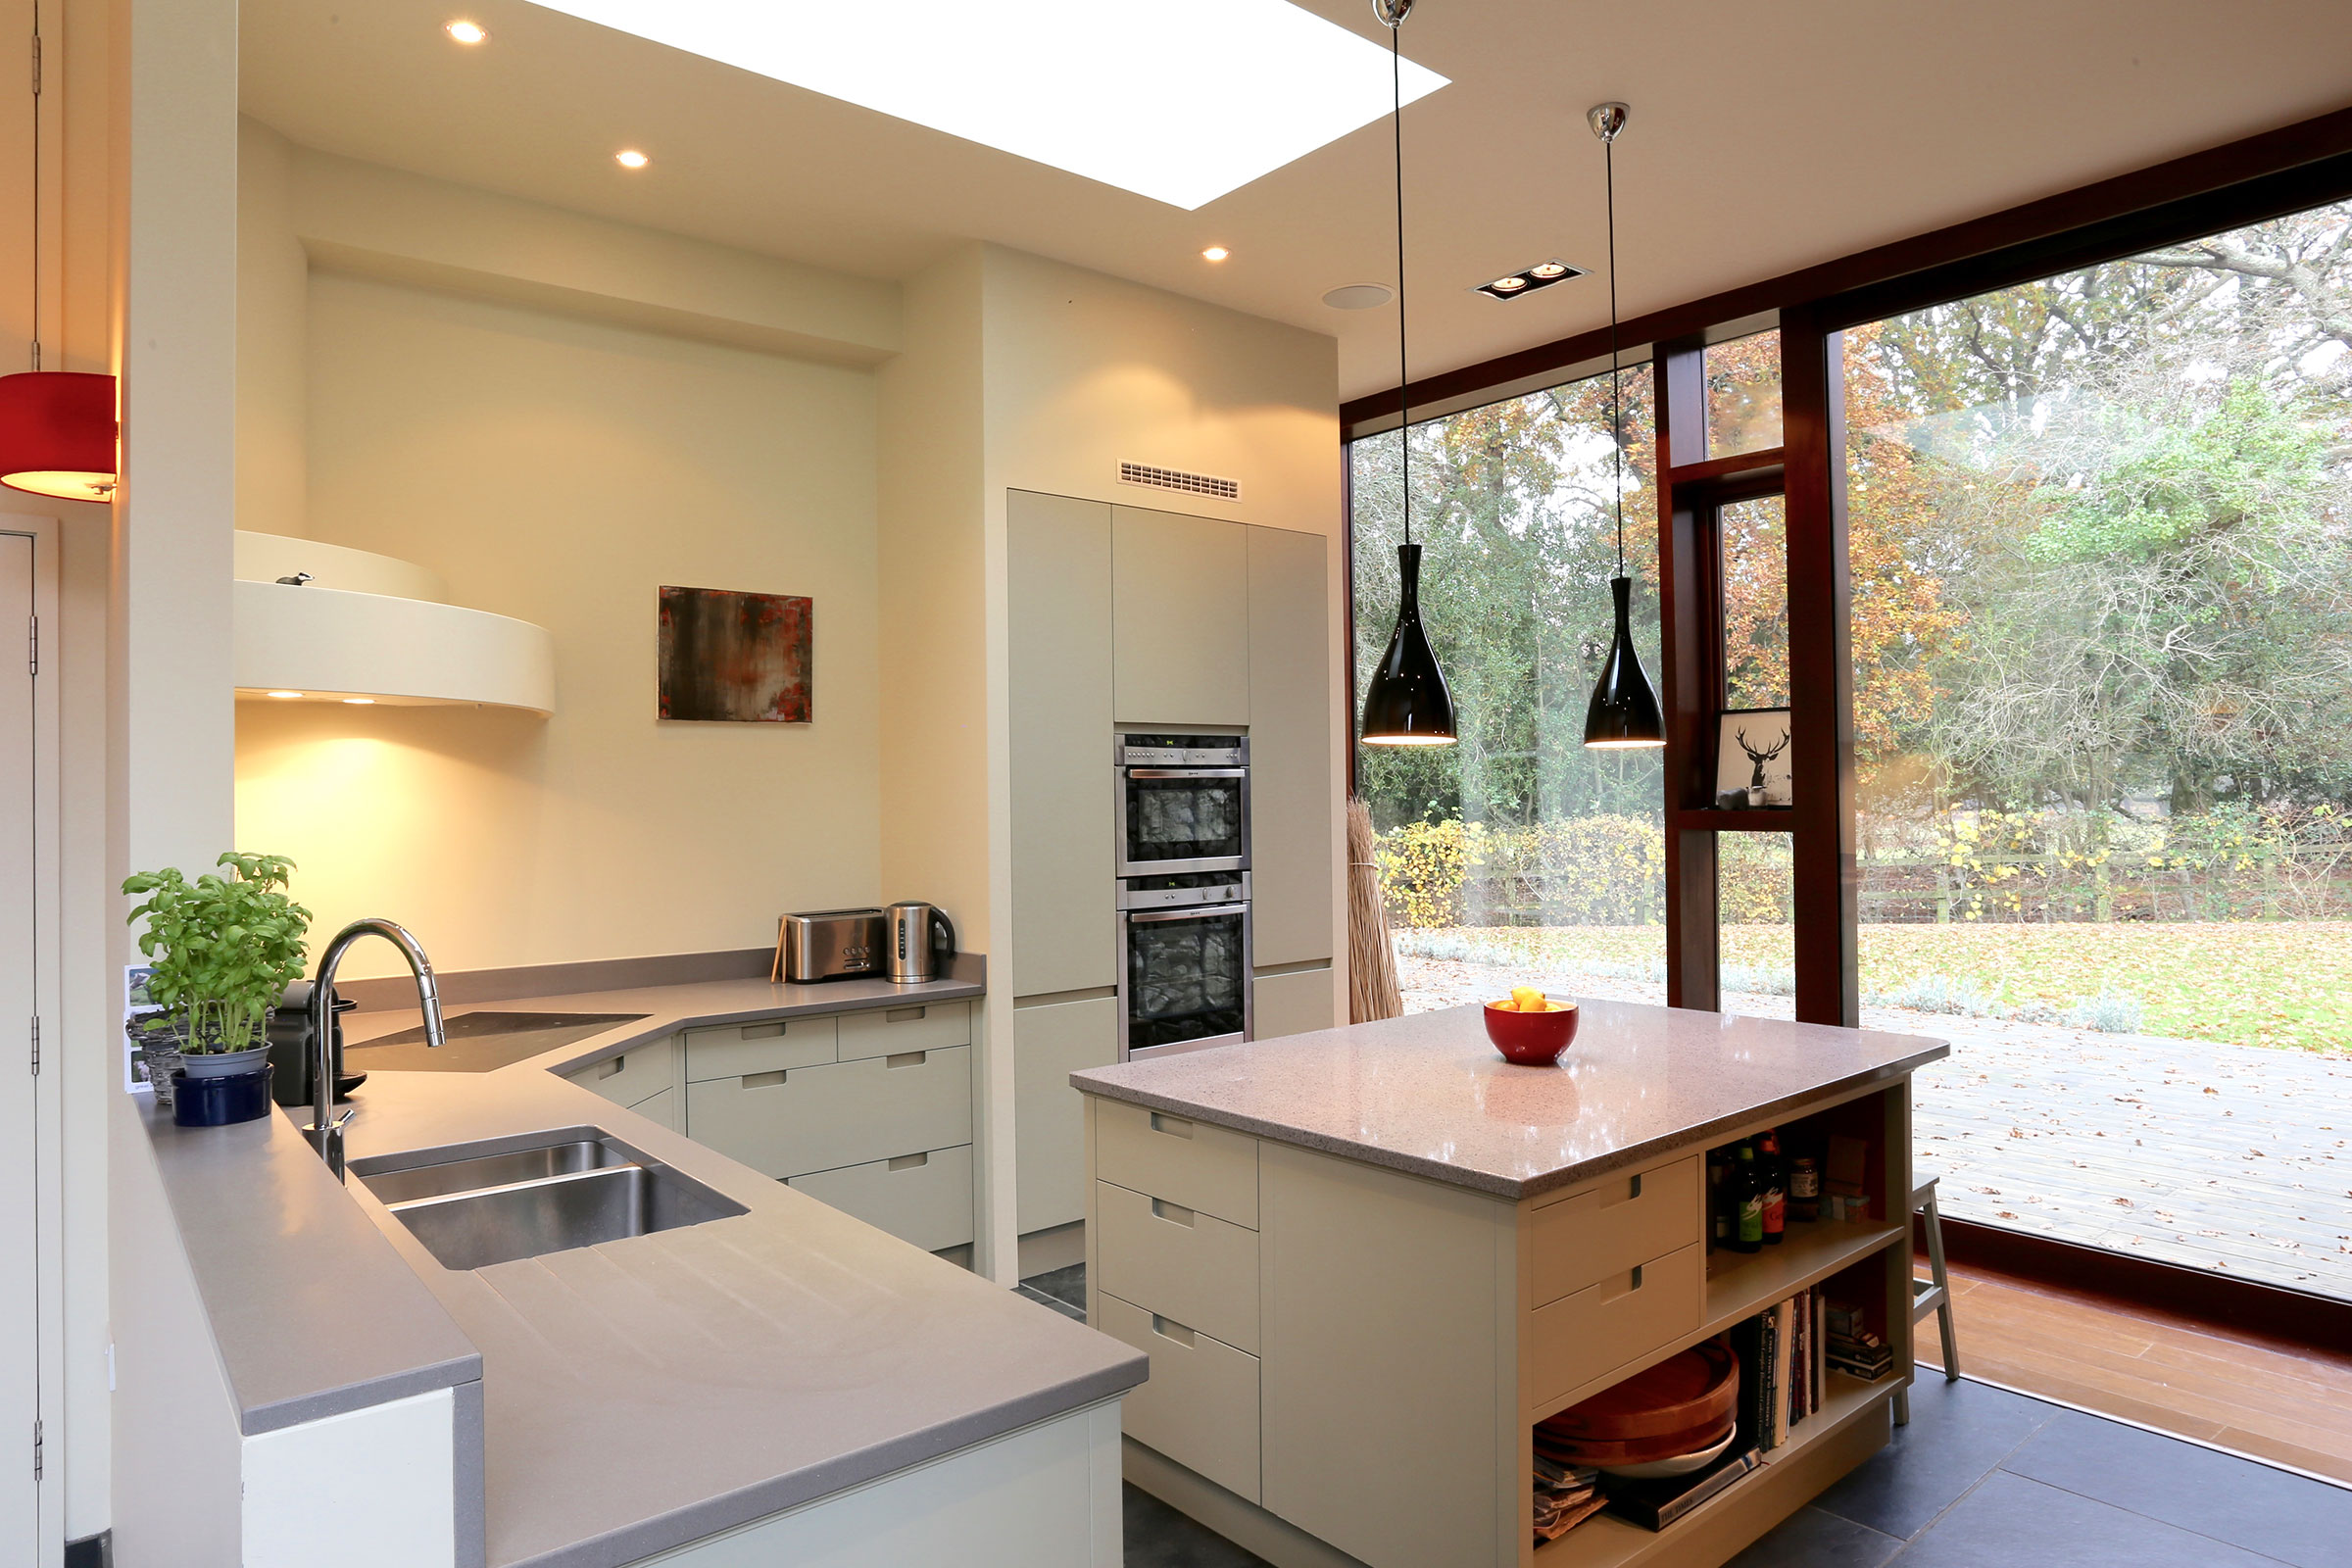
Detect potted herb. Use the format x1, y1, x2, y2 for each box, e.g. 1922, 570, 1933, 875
123, 855, 313, 1103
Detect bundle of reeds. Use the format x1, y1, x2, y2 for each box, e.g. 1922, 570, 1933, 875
1347, 796, 1403, 1023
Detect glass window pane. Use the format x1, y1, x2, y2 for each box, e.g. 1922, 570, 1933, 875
1352, 368, 1666, 1014
1704, 329, 1783, 458
1720, 495, 1788, 710
1717, 831, 1792, 1016
1843, 194, 2352, 1301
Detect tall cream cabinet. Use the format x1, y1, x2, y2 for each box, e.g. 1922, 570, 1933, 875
1006, 490, 1338, 1235
1007, 491, 1119, 998
1110, 505, 1252, 728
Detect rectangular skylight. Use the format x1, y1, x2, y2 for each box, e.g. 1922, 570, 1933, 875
528, 0, 1447, 210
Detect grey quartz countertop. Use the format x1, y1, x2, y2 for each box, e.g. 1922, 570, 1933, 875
145, 965, 1146, 1568
1072, 998, 1949, 1200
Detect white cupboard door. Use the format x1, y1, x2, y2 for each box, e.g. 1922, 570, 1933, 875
0, 534, 33, 1566
1110, 505, 1250, 727
1245, 526, 1333, 968
1012, 996, 1120, 1234
1248, 966, 1333, 1041
1008, 491, 1117, 997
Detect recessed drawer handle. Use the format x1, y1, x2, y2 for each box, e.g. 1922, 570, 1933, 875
885, 1006, 927, 1023
1149, 1111, 1195, 1139
888, 1152, 929, 1171
1151, 1315, 1196, 1347
742, 1021, 787, 1040
1151, 1199, 1196, 1227
886, 1051, 926, 1069
595, 1057, 625, 1080
743, 1069, 789, 1089
1629, 1173, 1642, 1200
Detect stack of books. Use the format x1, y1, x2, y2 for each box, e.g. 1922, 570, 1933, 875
1826, 1301, 1894, 1381
1528, 1442, 1604, 1544
1728, 1289, 1826, 1453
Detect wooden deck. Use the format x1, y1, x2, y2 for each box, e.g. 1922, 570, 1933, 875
1397, 953, 2352, 1301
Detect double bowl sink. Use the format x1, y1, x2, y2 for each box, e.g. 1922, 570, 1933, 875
353, 1132, 747, 1271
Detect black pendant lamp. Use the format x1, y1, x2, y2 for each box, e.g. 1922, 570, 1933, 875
1582, 103, 1665, 751
1359, 0, 1456, 749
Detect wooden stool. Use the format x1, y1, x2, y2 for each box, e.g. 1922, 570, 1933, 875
1895, 1174, 1959, 1427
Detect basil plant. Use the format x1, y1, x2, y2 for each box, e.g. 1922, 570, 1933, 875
123, 854, 314, 1054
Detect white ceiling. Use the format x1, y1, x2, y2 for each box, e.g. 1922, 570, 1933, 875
240, 0, 2352, 405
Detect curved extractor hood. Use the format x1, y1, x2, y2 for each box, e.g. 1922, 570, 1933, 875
233, 531, 557, 715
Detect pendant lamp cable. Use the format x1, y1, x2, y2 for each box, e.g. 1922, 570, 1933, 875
1604, 122, 1622, 577
1384, 7, 1410, 549
27, 0, 40, 373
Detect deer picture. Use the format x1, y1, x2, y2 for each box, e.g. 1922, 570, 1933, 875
1737, 725, 1790, 789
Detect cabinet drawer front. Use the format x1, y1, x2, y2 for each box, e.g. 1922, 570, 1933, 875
1096, 1290, 1261, 1505
684, 1016, 839, 1081
684, 1046, 971, 1179
1529, 1155, 1702, 1307
1096, 1180, 1259, 1353
625, 1085, 677, 1132
1093, 1098, 1258, 1230
837, 1002, 970, 1062
790, 1145, 974, 1252
570, 1036, 679, 1107
1529, 1243, 1703, 1408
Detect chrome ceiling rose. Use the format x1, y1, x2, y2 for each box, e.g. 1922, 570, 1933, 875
1371, 0, 1414, 26
1588, 101, 1629, 143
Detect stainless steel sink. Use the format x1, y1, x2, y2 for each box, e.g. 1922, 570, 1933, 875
354, 1133, 746, 1270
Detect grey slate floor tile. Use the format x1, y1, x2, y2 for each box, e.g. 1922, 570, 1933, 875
1812, 1377, 2058, 1540
1015, 1282, 1087, 1322
1724, 1504, 1902, 1568
1123, 1483, 1271, 1568
2001, 1407, 2352, 1568
1023, 1262, 1088, 1312
1889, 1470, 2290, 1568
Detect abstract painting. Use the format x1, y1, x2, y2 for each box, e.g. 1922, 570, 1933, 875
658, 585, 811, 722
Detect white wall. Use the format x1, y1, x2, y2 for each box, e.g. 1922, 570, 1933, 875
236, 270, 884, 979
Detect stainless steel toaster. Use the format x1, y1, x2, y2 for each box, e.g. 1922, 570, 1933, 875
780, 908, 885, 983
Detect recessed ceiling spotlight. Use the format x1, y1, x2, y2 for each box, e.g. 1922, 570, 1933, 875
1321, 282, 1394, 311
444, 20, 489, 44
341, 697, 376, 706
1201, 246, 1231, 263
614, 149, 651, 170
1474, 259, 1587, 301
266, 690, 304, 700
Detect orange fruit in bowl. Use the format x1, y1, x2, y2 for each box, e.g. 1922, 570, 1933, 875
1483, 988, 1580, 1064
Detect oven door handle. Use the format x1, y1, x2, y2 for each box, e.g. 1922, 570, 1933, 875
1125, 768, 1248, 781
1125, 904, 1250, 924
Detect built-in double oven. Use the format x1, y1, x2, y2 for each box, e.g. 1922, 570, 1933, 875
1114, 734, 1251, 1059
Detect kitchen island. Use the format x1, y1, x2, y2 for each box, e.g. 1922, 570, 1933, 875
1072, 998, 1949, 1568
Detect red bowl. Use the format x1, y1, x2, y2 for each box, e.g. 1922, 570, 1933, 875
1483, 1000, 1580, 1065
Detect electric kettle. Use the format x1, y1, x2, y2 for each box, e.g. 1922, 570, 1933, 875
883, 902, 957, 984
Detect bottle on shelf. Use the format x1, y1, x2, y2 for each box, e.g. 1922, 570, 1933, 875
1758, 1129, 1787, 1246
1789, 1154, 1821, 1223
1707, 1148, 1731, 1247
1730, 1141, 1764, 1253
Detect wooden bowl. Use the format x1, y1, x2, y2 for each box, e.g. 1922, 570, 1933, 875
1539, 1342, 1739, 1444
1483, 1000, 1580, 1065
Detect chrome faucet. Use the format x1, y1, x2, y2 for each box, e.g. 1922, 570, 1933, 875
306, 918, 446, 1180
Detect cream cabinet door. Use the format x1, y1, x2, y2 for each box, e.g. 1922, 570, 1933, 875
1013, 995, 1120, 1234
1247, 525, 1334, 967
1111, 505, 1250, 727
1008, 491, 1118, 997
1250, 966, 1334, 1041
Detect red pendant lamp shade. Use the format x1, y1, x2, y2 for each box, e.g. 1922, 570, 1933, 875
0, 370, 118, 502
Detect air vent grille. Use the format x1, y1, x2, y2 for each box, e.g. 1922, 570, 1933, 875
1119, 462, 1240, 503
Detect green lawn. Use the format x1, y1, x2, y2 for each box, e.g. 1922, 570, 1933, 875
1426, 920, 2352, 1054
